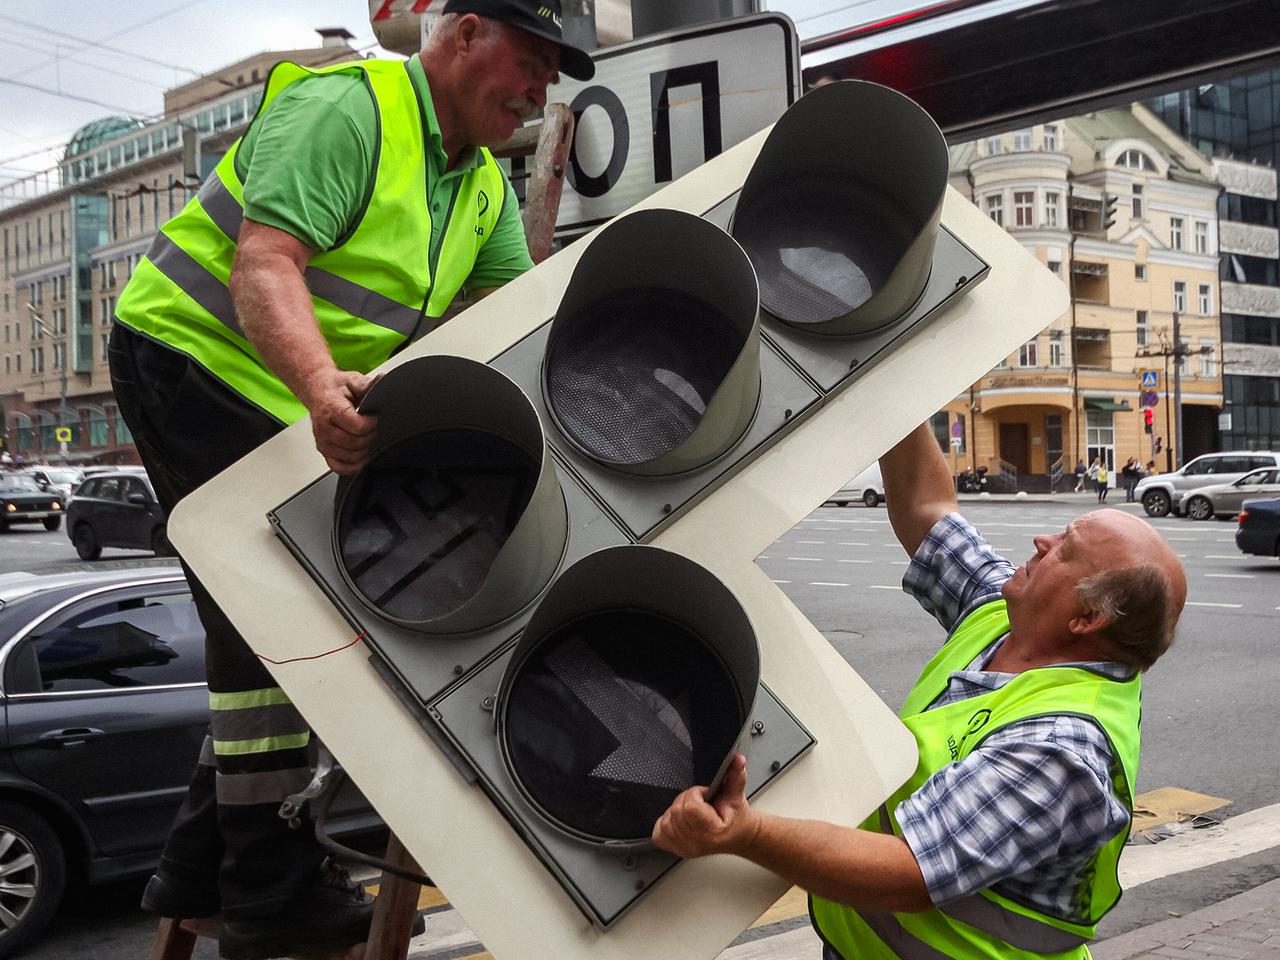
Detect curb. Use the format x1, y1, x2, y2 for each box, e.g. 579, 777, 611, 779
1092, 876, 1280, 960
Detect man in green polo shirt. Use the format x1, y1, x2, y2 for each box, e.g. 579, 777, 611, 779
109, 2, 593, 957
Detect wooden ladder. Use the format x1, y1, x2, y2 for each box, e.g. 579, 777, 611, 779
149, 103, 574, 960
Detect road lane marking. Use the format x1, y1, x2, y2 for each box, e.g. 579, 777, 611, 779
1165, 537, 1200, 542
1204, 573, 1254, 579
868, 585, 899, 590
837, 559, 872, 564
771, 579, 791, 584
838, 542, 868, 546
890, 561, 909, 566
758, 555, 770, 559
1185, 601, 1243, 608
1119, 802, 1280, 889
810, 582, 849, 587
796, 541, 825, 545
1204, 555, 1243, 559
786, 557, 822, 562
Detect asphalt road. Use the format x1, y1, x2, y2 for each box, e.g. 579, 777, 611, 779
3, 496, 1278, 957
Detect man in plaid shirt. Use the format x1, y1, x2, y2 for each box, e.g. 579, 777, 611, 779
653, 423, 1187, 959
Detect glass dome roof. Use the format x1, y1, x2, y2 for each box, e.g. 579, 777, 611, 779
64, 115, 145, 159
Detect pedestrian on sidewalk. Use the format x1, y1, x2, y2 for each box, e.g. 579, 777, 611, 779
1097, 461, 1110, 501
652, 421, 1187, 960
1073, 458, 1087, 492
1122, 458, 1140, 503
108, 4, 594, 957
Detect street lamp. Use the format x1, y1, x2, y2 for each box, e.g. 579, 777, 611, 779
25, 303, 71, 450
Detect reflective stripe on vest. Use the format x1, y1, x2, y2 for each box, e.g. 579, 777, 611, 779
114, 57, 506, 423
813, 599, 1142, 960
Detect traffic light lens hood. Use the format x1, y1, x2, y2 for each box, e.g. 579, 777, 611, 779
732, 80, 948, 335
497, 545, 760, 845
333, 356, 569, 634
544, 209, 762, 477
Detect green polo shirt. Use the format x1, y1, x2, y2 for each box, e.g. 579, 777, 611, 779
234, 54, 532, 291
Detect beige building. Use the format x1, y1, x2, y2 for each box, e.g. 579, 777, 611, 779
937, 106, 1223, 490
0, 31, 357, 464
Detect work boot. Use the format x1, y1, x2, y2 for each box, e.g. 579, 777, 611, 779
218, 859, 424, 960
140, 871, 221, 919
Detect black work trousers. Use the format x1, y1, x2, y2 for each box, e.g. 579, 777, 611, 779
109, 323, 324, 918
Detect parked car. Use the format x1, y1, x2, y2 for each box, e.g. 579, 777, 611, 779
0, 563, 379, 957
1134, 451, 1280, 517
64, 469, 171, 559
1177, 467, 1280, 520
824, 463, 885, 507
1236, 497, 1280, 561
20, 467, 83, 503
0, 476, 64, 532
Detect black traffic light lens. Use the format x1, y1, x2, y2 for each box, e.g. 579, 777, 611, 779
503, 609, 744, 842
336, 428, 540, 623
545, 288, 747, 467
734, 173, 920, 327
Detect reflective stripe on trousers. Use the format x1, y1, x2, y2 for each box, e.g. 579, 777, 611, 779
209, 686, 312, 806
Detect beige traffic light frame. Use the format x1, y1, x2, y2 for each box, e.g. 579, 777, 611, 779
168, 125, 1068, 960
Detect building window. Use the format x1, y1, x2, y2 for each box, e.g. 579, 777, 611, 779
1043, 124, 1058, 151
1132, 184, 1143, 219
1118, 149, 1153, 170
1174, 281, 1187, 313
984, 136, 1002, 156
1045, 191, 1060, 227
1170, 217, 1184, 250
52, 342, 65, 371
1014, 191, 1035, 227
1047, 259, 1061, 275
1199, 339, 1215, 377
1136, 310, 1149, 347
1018, 339, 1039, 366
1198, 283, 1211, 315
1194, 220, 1208, 254
1012, 129, 1033, 151
1135, 264, 1147, 281
1049, 329, 1064, 366
3, 355, 8, 375
995, 354, 1009, 369
101, 333, 111, 362
985, 194, 1003, 226
930, 411, 950, 453
30, 282, 42, 308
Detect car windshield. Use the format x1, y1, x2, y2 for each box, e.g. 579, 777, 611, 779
0, 476, 42, 493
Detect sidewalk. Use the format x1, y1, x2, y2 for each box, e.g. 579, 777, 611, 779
1094, 876, 1280, 960
955, 490, 1145, 505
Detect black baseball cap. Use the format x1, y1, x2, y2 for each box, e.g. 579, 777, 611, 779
443, 0, 595, 81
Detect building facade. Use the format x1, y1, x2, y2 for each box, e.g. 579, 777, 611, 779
936, 107, 1223, 489
1149, 71, 1280, 454
0, 32, 356, 464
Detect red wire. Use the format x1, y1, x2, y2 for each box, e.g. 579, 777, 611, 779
255, 632, 366, 665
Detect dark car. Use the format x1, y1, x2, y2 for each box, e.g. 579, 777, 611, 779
0, 563, 378, 957
1236, 497, 1280, 560
64, 470, 170, 560
0, 476, 64, 533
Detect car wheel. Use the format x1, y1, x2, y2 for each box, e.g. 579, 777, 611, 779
1186, 497, 1213, 521
0, 802, 66, 958
72, 523, 102, 561
863, 490, 880, 508
151, 526, 174, 557
1142, 490, 1170, 517
42, 516, 62, 532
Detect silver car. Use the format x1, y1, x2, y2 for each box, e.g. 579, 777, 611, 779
1178, 467, 1280, 520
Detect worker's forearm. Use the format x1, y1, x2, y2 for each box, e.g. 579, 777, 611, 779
738, 813, 932, 913
229, 251, 335, 410
880, 424, 959, 556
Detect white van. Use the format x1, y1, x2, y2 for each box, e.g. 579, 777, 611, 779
825, 463, 885, 508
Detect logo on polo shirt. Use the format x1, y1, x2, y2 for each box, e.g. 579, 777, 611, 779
536, 5, 562, 28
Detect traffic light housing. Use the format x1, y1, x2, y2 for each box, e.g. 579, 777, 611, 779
1144, 407, 1154, 433
1102, 193, 1118, 231
169, 71, 1072, 959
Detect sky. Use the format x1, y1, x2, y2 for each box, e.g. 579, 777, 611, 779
0, 0, 391, 180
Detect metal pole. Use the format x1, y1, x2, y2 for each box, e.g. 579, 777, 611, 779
1173, 310, 1184, 469
1163, 348, 1173, 473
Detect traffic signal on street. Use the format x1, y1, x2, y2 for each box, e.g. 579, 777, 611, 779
266, 77, 989, 929
1102, 193, 1119, 230
1144, 407, 1154, 433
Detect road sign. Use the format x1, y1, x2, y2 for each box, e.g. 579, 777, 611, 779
547, 13, 800, 235
54, 426, 72, 443
1140, 369, 1159, 389
951, 421, 963, 437
170, 79, 1068, 960
950, 436, 963, 448
1141, 389, 1159, 408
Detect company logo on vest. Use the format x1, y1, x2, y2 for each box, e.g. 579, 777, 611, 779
947, 707, 992, 760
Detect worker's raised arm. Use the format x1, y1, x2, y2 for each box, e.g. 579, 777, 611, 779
879, 423, 959, 557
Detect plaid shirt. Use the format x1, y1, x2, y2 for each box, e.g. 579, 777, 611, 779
895, 513, 1132, 923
